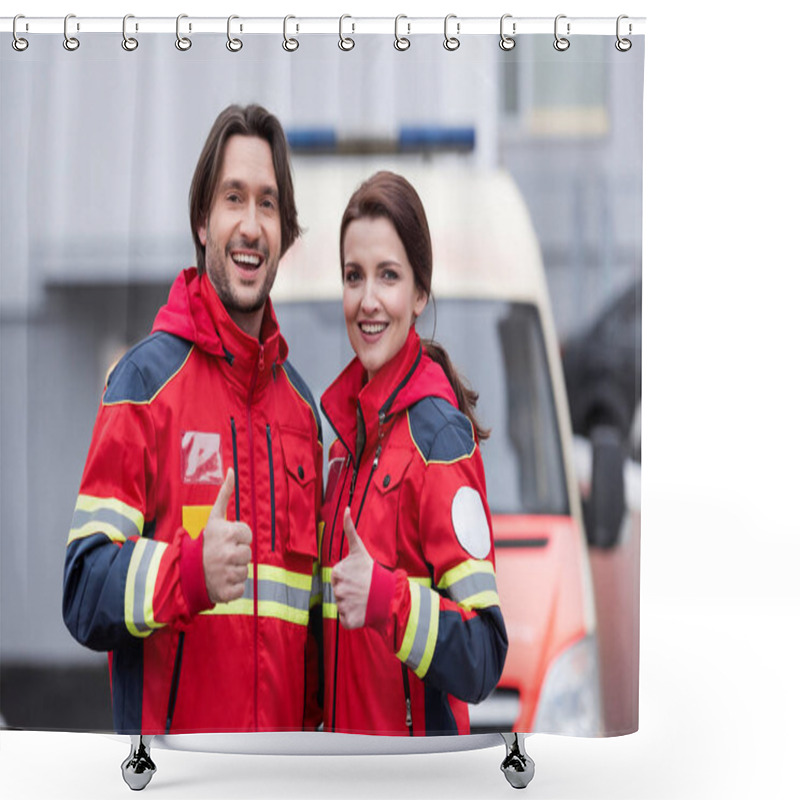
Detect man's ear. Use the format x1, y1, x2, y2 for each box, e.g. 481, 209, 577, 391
197, 222, 207, 247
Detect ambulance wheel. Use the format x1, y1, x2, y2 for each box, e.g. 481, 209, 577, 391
500, 733, 535, 789
121, 735, 157, 791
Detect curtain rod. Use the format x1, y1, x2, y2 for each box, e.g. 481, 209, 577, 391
1, 15, 646, 37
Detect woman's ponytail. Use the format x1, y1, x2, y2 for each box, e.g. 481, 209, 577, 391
423, 339, 490, 443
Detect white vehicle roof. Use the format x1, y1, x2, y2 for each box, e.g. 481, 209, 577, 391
273, 162, 547, 304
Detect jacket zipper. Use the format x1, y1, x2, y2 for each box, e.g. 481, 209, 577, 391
330, 414, 384, 732
266, 424, 276, 551
248, 345, 264, 731
164, 631, 185, 733
402, 664, 413, 735
229, 417, 241, 521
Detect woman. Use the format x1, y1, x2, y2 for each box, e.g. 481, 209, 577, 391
320, 171, 508, 735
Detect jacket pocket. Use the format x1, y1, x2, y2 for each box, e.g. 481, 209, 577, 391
280, 428, 319, 558
364, 450, 413, 569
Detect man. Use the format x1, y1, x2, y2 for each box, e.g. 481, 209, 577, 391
63, 105, 323, 740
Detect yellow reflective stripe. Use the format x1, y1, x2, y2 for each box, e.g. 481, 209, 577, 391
202, 597, 253, 616
438, 558, 495, 589
256, 601, 308, 625
321, 567, 337, 619
254, 563, 312, 591
409, 575, 433, 587
201, 563, 314, 625
68, 494, 144, 544
124, 539, 167, 638
396, 581, 440, 679
437, 559, 500, 610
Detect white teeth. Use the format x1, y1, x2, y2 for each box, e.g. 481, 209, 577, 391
361, 323, 387, 335
232, 253, 261, 267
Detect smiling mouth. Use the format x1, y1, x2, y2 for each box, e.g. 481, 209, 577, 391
231, 252, 264, 270
359, 322, 389, 335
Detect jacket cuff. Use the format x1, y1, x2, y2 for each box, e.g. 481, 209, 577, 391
365, 561, 397, 629
180, 530, 213, 615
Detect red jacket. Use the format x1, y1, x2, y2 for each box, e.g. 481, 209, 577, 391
320, 328, 507, 735
63, 268, 323, 734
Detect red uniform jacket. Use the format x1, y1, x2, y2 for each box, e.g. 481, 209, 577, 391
63, 268, 323, 734
320, 328, 507, 735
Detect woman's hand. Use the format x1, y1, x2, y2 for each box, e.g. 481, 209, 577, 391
331, 507, 374, 629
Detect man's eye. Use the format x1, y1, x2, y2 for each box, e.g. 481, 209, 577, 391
261, 198, 275, 209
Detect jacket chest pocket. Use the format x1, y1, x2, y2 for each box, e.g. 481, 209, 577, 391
279, 428, 319, 558
361, 450, 413, 569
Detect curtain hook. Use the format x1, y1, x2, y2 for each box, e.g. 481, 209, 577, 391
122, 14, 139, 51
12, 14, 29, 52
175, 14, 192, 50
499, 14, 515, 51
226, 15, 243, 52
443, 14, 460, 51
63, 13, 80, 51
615, 14, 632, 52
339, 14, 355, 51
553, 14, 570, 51
283, 15, 299, 52
394, 14, 410, 51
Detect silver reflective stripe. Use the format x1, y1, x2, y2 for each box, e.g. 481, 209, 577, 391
245, 577, 311, 611
406, 585, 432, 672
445, 571, 498, 604
71, 506, 141, 540
132, 540, 159, 634
322, 582, 335, 606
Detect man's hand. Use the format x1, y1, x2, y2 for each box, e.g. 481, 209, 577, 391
331, 507, 374, 629
202, 468, 252, 604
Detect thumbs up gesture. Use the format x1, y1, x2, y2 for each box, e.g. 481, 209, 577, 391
202, 468, 252, 604
331, 507, 374, 629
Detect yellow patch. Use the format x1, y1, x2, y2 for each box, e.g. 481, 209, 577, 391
182, 505, 214, 540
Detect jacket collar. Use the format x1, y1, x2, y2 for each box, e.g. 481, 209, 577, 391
321, 327, 456, 458
152, 268, 287, 395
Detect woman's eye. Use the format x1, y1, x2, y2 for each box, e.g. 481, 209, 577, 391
382, 269, 399, 281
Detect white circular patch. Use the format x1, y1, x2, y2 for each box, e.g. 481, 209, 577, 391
451, 486, 491, 559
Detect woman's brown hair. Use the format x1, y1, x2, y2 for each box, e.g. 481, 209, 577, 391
340, 171, 489, 442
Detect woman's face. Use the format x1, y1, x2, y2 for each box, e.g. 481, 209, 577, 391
342, 216, 428, 381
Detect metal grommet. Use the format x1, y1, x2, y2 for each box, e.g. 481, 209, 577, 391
226, 15, 243, 52
394, 14, 410, 51
553, 14, 570, 52
175, 14, 192, 50
615, 14, 632, 52
339, 14, 355, 51
282, 15, 299, 52
499, 13, 515, 51
122, 14, 138, 51
12, 15, 29, 52
443, 14, 460, 51
63, 13, 80, 51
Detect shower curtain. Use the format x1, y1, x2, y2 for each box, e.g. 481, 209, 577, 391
0, 12, 643, 753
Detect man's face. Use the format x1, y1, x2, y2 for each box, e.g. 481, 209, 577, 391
197, 134, 282, 337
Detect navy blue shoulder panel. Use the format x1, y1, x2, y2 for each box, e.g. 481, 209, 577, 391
407, 396, 475, 463
103, 332, 193, 405
283, 360, 323, 444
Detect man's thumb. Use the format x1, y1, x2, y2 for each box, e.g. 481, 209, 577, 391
209, 468, 235, 520
343, 507, 368, 556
